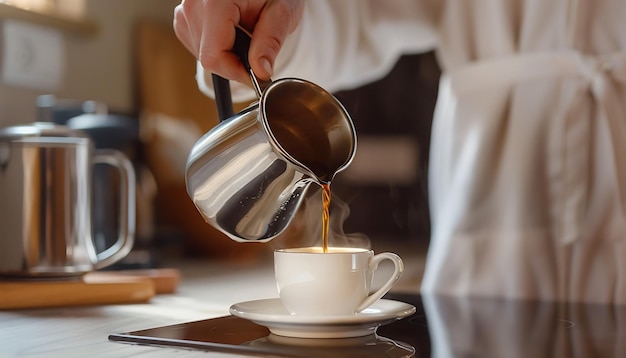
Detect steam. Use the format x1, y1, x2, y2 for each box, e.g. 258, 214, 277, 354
273, 185, 371, 249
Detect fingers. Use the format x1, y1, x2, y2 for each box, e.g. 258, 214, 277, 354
249, 0, 304, 80
173, 0, 303, 85
173, 4, 196, 57
174, 0, 249, 85
198, 0, 252, 85
173, 0, 250, 84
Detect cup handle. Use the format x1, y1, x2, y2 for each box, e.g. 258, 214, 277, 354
92, 149, 136, 270
356, 252, 404, 312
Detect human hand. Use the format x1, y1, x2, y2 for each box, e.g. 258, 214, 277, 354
173, 0, 304, 86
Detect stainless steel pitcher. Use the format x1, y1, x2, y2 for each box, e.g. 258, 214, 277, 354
185, 27, 356, 242
0, 122, 135, 277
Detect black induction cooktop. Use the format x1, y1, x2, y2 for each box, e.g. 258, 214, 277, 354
109, 293, 626, 357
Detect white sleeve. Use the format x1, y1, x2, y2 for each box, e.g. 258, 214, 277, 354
197, 0, 438, 102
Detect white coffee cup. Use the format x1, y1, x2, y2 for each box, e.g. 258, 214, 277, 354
274, 247, 404, 316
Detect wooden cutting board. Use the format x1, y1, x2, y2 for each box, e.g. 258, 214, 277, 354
0, 268, 180, 310
0, 278, 154, 310
85, 268, 180, 294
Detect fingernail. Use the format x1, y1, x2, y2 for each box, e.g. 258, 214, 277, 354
260, 57, 273, 78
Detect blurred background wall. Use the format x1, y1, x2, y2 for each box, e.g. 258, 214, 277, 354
0, 0, 180, 126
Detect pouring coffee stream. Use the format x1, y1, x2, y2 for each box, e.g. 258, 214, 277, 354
185, 27, 356, 245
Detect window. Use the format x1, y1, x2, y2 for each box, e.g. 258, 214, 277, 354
0, 0, 95, 35
1, 0, 83, 18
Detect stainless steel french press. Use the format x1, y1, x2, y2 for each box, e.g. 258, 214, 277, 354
0, 122, 135, 277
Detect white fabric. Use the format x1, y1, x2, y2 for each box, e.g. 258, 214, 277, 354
195, 0, 626, 303
426, 49, 626, 302
197, 0, 437, 101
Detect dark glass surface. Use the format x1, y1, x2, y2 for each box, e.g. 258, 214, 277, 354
110, 293, 626, 357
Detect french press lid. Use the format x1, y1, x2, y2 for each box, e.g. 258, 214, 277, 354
0, 122, 90, 141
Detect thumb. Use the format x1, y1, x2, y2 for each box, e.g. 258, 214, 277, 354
248, 24, 287, 80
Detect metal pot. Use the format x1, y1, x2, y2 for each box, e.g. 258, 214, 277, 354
185, 27, 357, 242
0, 122, 135, 277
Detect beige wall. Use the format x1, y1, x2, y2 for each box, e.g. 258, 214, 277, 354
0, 0, 180, 126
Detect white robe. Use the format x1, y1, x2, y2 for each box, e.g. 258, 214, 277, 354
197, 0, 626, 303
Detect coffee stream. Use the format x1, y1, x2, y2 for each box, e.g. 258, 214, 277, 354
321, 182, 331, 253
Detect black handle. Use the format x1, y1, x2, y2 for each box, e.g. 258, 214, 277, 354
212, 74, 234, 121
233, 26, 253, 73
212, 27, 254, 122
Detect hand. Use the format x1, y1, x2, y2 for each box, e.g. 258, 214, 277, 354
173, 0, 304, 85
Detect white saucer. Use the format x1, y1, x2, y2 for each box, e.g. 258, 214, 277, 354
229, 298, 416, 338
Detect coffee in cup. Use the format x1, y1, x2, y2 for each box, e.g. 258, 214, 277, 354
274, 247, 404, 316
